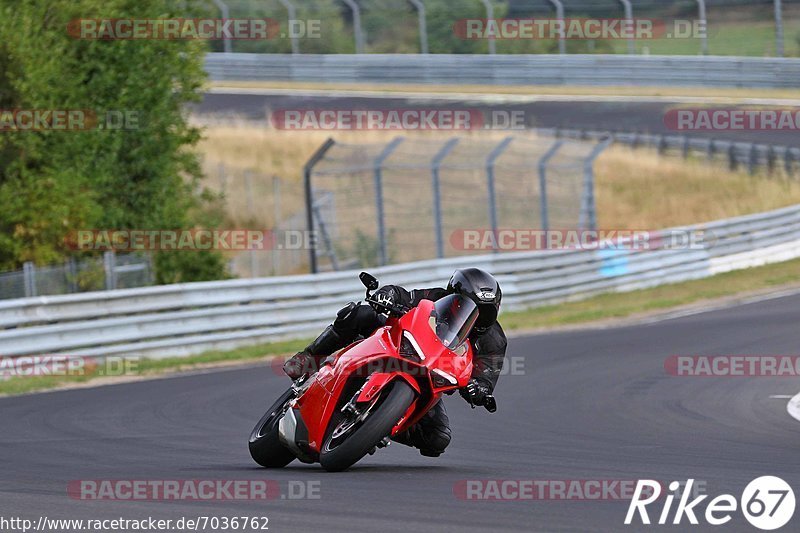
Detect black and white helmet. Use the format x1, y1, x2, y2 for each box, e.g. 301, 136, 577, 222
446, 268, 501, 331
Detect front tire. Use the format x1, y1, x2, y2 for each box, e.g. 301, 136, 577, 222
319, 380, 416, 472
249, 387, 297, 468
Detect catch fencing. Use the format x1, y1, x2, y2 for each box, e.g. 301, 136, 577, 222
303, 134, 612, 272
542, 127, 800, 176
204, 53, 800, 88
1, 203, 799, 359
0, 252, 153, 301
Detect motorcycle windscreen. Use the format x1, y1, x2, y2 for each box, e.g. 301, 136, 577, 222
429, 294, 479, 349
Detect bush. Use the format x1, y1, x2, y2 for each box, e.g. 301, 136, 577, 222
0, 0, 227, 282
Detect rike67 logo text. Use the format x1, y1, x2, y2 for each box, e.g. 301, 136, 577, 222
625, 477, 795, 530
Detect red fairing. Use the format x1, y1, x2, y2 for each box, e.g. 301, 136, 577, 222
293, 299, 474, 455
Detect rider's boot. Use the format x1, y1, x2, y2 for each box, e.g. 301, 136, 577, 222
283, 325, 343, 380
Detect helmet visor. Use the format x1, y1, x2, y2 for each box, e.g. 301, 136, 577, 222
429, 294, 479, 349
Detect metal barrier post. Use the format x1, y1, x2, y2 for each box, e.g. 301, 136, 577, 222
479, 0, 496, 54
244, 170, 258, 277
66, 257, 78, 293
581, 138, 613, 231
409, 0, 428, 54
23, 261, 36, 297
748, 143, 758, 175
373, 137, 405, 266
775, 0, 785, 57
304, 138, 336, 273
342, 0, 365, 53
103, 251, 117, 291
212, 0, 232, 53
538, 140, 564, 231
431, 138, 460, 258
485, 136, 514, 252
619, 0, 635, 55
547, 0, 566, 54
279, 0, 300, 54
696, 0, 708, 55
728, 143, 738, 171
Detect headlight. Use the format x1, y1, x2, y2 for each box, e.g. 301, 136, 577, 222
400, 331, 425, 362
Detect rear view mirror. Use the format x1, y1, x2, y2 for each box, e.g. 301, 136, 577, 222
359, 272, 379, 291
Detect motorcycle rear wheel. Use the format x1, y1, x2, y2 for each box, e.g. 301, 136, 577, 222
248, 387, 297, 468
319, 380, 415, 472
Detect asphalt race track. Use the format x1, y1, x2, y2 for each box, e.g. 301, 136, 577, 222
2, 293, 799, 532
196, 91, 800, 146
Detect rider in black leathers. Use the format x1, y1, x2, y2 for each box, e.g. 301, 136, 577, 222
282, 268, 507, 457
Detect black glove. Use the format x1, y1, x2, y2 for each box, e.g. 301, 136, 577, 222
459, 378, 491, 407
370, 286, 401, 312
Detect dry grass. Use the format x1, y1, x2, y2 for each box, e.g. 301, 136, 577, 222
196, 122, 800, 233
595, 146, 800, 228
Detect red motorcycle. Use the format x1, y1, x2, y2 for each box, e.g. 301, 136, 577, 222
249, 272, 496, 472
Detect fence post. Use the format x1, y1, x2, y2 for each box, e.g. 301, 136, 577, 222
23, 261, 36, 297
279, 0, 300, 54
619, 0, 635, 55
547, 0, 566, 54
748, 143, 758, 175
728, 143, 738, 171
66, 257, 78, 293
696, 0, 708, 55
342, 0, 365, 53
303, 138, 336, 273
485, 136, 514, 252
211, 0, 232, 53
538, 139, 564, 232
775, 0, 784, 57
373, 137, 405, 266
478, 0, 496, 54
103, 251, 116, 290
272, 176, 282, 275
409, 0, 428, 54
243, 170, 258, 277
581, 137, 613, 231
431, 138, 460, 259
767, 145, 776, 174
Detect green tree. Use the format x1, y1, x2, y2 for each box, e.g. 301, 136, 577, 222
0, 0, 226, 281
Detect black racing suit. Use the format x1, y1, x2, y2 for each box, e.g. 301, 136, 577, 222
293, 285, 507, 456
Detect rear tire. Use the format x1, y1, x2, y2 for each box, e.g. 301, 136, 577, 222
249, 387, 297, 468
319, 380, 415, 472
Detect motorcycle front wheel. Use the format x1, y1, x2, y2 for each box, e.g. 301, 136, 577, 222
248, 387, 297, 468
319, 380, 416, 472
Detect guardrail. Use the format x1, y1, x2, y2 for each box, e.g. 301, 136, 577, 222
204, 53, 800, 88
2, 204, 800, 360
540, 128, 800, 176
